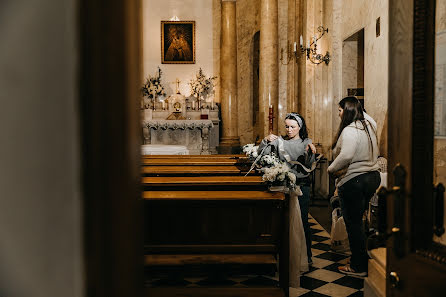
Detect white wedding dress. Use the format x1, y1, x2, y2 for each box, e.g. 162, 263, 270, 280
288, 187, 309, 288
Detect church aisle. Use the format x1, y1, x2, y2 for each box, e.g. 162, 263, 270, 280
145, 214, 364, 297
293, 215, 364, 297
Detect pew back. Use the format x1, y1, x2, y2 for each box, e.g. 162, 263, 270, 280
142, 154, 289, 296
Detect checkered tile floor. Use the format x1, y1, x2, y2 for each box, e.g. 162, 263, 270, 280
146, 214, 364, 297
293, 215, 364, 297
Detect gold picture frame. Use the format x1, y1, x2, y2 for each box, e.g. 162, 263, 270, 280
161, 21, 196, 64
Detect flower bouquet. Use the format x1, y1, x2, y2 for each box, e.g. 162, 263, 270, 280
141, 67, 167, 109
242, 143, 259, 160
243, 143, 297, 192
189, 68, 217, 109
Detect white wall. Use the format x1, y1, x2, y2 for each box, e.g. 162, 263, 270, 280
143, 0, 214, 97
0, 1, 82, 296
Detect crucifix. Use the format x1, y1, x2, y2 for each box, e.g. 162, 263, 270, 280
171, 78, 181, 94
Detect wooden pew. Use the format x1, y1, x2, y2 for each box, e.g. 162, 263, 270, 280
143, 176, 265, 191
142, 165, 249, 176
142, 155, 252, 176
142, 154, 246, 159
144, 189, 289, 296
143, 158, 290, 297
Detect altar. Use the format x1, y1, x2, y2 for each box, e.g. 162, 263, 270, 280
141, 92, 220, 155
143, 119, 215, 155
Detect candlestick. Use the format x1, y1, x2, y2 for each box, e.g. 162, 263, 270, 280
268, 105, 274, 134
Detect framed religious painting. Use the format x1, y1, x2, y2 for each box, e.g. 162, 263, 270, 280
161, 21, 195, 64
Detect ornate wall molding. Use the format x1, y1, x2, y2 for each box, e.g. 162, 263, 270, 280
144, 120, 214, 130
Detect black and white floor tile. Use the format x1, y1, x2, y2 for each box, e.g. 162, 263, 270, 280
145, 214, 364, 297
291, 214, 364, 297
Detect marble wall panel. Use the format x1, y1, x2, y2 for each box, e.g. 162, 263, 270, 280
296, 0, 388, 195
303, 0, 317, 137
278, 0, 289, 136
364, 1, 388, 157
236, 0, 260, 144
286, 0, 298, 114
301, 0, 389, 159
437, 0, 446, 32
330, 0, 343, 154
213, 0, 222, 103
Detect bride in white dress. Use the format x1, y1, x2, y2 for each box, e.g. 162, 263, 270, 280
258, 112, 318, 287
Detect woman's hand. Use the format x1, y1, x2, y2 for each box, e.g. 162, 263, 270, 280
264, 134, 278, 143
306, 143, 317, 154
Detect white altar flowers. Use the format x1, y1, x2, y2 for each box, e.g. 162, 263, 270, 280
141, 67, 166, 108
189, 68, 217, 101
243, 143, 297, 190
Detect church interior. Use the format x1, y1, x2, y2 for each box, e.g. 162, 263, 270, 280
1, 0, 446, 296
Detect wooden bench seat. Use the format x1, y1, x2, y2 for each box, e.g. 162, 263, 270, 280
143, 190, 284, 201
145, 244, 278, 254
142, 165, 251, 176
142, 154, 246, 159
143, 176, 263, 187
146, 287, 284, 297
142, 158, 250, 166
142, 154, 289, 296
145, 254, 276, 266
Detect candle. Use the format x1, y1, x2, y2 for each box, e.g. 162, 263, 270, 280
293, 41, 297, 52
162, 101, 165, 110
300, 35, 303, 47
192, 100, 195, 110
268, 105, 274, 134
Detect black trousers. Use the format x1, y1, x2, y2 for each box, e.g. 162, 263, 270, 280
338, 171, 381, 272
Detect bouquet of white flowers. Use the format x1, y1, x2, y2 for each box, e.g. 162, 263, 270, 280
242, 143, 297, 190
142, 67, 166, 100
189, 68, 217, 100
242, 143, 259, 160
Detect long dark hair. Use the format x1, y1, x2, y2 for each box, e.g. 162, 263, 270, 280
285, 113, 309, 140
332, 97, 375, 153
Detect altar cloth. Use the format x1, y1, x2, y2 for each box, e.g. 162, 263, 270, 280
141, 144, 189, 155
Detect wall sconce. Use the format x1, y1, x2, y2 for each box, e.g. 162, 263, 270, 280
280, 41, 299, 65
300, 26, 331, 65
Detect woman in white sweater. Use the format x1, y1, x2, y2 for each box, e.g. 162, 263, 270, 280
328, 97, 381, 277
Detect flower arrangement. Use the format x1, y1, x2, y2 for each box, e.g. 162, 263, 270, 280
141, 67, 167, 101
242, 143, 259, 160
189, 68, 217, 100
242, 144, 297, 190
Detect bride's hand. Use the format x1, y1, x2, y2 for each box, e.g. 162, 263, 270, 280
264, 134, 278, 143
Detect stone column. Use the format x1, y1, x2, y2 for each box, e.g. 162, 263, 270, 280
219, 0, 240, 152
259, 0, 279, 137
